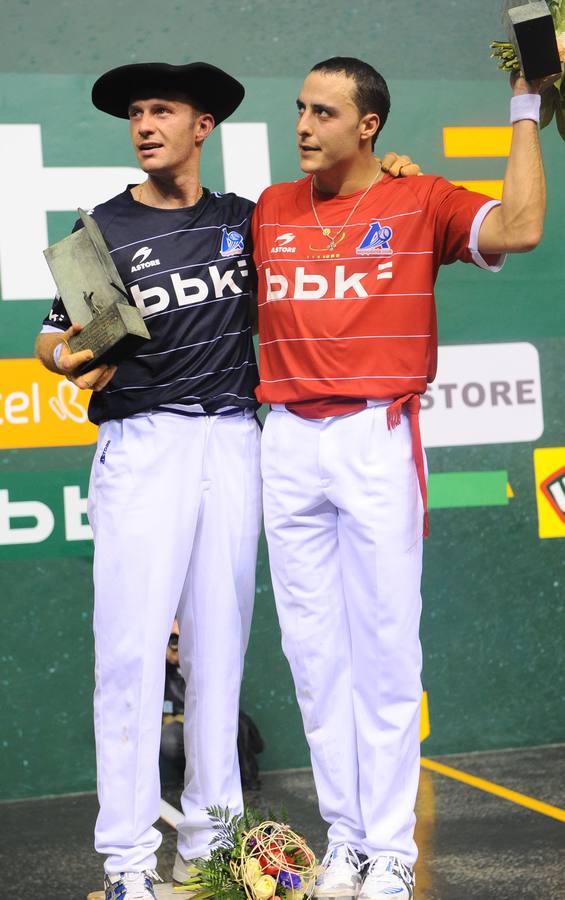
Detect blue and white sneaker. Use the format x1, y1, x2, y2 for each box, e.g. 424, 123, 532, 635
358, 856, 414, 899
314, 844, 365, 899
104, 870, 161, 900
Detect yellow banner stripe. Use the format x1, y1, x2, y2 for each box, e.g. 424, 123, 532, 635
421, 757, 565, 823
451, 179, 503, 199
420, 691, 430, 742
443, 126, 512, 157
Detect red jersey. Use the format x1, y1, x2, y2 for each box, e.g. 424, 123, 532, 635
252, 173, 500, 407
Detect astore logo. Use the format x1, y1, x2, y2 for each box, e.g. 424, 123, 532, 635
131, 246, 153, 265
130, 245, 161, 273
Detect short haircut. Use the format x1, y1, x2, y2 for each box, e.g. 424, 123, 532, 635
310, 56, 390, 147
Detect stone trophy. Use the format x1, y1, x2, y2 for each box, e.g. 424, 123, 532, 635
44, 209, 151, 375
501, 1, 562, 80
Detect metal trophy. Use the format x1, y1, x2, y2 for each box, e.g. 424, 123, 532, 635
493, 1, 562, 80
44, 209, 151, 375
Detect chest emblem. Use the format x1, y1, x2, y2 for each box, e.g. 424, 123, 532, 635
356, 221, 393, 256
220, 227, 245, 257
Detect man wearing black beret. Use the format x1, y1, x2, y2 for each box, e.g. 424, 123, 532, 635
36, 61, 263, 900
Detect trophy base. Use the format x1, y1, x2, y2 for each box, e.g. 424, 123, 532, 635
508, 2, 562, 81
68, 302, 150, 374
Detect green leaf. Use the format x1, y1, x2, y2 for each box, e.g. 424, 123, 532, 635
555, 104, 565, 141
267, 805, 289, 824
540, 86, 559, 128
549, 0, 565, 33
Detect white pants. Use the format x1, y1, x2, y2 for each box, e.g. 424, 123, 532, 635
261, 405, 424, 865
87, 411, 262, 873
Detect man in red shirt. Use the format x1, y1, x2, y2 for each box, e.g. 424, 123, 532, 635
252, 57, 548, 900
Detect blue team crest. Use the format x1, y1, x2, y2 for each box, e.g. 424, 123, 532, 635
356, 221, 394, 256
220, 227, 245, 257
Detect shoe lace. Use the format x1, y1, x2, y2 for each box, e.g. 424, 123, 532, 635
364, 856, 414, 887
108, 870, 162, 899
322, 843, 363, 878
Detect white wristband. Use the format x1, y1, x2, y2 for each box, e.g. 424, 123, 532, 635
510, 93, 541, 124
53, 340, 66, 369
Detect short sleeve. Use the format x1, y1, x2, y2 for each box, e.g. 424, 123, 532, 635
41, 294, 71, 332
430, 177, 504, 271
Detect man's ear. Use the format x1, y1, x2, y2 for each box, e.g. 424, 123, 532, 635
360, 112, 380, 146
195, 113, 215, 144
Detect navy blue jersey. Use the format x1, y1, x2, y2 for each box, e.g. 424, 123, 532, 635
43, 186, 258, 424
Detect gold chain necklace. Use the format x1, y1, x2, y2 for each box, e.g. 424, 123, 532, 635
310, 166, 381, 251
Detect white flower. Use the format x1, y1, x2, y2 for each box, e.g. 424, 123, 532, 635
244, 858, 263, 886
252, 874, 277, 899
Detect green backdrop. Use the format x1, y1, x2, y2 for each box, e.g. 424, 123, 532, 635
0, 0, 564, 800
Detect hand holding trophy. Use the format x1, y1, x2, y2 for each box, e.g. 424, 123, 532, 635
44, 210, 151, 376
491, 1, 565, 138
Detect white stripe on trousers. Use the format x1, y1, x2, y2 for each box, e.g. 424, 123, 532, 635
87, 411, 262, 873
261, 405, 424, 865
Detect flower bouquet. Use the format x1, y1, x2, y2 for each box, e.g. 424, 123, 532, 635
490, 0, 565, 140
175, 806, 317, 900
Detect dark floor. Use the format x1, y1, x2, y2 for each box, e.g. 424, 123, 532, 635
2, 745, 564, 900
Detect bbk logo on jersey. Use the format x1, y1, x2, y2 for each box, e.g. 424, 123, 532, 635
220, 228, 245, 257
266, 265, 371, 300
270, 233, 296, 254
131, 246, 161, 273
356, 221, 394, 256
130, 258, 249, 316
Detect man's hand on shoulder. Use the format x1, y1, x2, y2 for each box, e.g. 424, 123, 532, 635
381, 152, 423, 178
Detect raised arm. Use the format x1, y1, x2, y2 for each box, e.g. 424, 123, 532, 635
478, 76, 552, 255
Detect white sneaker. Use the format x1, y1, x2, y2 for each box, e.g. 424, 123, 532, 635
358, 856, 415, 899
104, 870, 161, 900
314, 844, 364, 899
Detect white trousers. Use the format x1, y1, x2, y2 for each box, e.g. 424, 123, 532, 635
261, 405, 424, 865
87, 411, 262, 873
